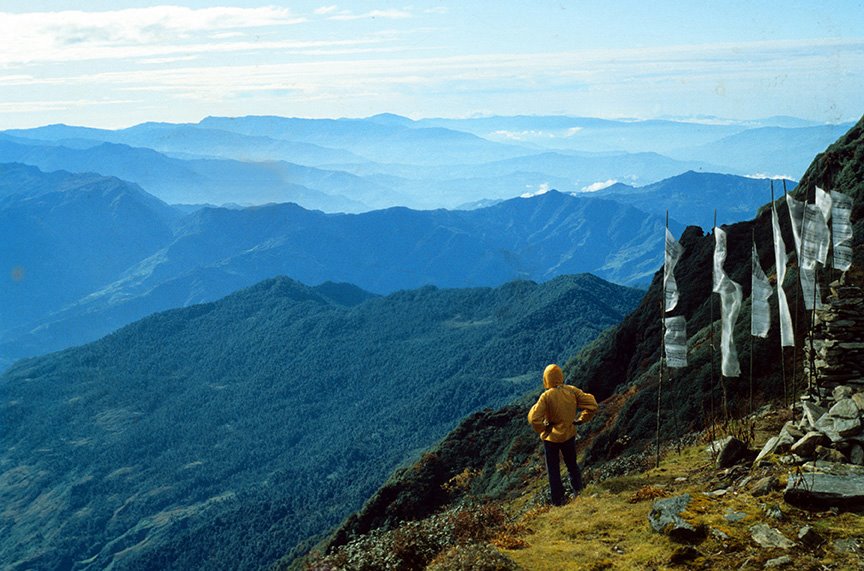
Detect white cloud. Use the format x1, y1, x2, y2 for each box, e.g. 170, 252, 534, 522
0, 6, 306, 65
314, 5, 340, 15
0, 98, 138, 113
492, 129, 548, 141
581, 179, 618, 192
745, 173, 798, 182
521, 183, 551, 198
328, 9, 413, 21
492, 127, 584, 141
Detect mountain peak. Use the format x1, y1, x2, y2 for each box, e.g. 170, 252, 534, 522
366, 113, 414, 126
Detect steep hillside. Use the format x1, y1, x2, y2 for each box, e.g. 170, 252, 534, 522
570, 115, 864, 467
0, 274, 641, 570
301, 405, 864, 570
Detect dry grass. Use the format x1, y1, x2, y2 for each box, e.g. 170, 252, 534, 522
504, 487, 671, 570
501, 441, 864, 571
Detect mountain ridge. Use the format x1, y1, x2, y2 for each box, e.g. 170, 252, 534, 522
0, 177, 682, 367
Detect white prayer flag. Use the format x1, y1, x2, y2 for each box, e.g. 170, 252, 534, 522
815, 186, 833, 224
751, 242, 772, 338
664, 316, 688, 368
713, 227, 742, 377
664, 228, 683, 313
800, 266, 823, 310
800, 203, 830, 269
712, 227, 729, 294
771, 203, 794, 347
832, 190, 853, 272
786, 193, 804, 258
717, 275, 743, 377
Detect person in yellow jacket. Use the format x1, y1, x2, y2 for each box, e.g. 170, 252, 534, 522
528, 363, 598, 506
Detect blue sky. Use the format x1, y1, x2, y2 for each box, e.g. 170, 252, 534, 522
1, 1, 862, 128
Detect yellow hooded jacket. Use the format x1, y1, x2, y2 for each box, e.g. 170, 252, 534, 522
528, 364, 598, 442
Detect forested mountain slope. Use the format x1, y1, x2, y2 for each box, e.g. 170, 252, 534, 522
0, 274, 641, 570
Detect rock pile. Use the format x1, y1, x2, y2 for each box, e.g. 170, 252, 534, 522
753, 280, 864, 507
753, 384, 864, 468
804, 282, 864, 392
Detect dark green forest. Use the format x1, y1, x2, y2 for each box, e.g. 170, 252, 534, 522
0, 274, 641, 570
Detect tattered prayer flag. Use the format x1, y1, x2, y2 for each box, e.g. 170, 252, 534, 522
712, 227, 729, 294
664, 228, 683, 313
800, 204, 830, 269
815, 186, 833, 224
786, 193, 805, 258
832, 190, 853, 272
713, 227, 742, 377
664, 316, 687, 368
751, 242, 772, 338
800, 266, 823, 311
717, 275, 743, 377
771, 203, 794, 347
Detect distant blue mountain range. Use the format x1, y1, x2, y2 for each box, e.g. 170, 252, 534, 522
2, 114, 847, 211
0, 163, 693, 367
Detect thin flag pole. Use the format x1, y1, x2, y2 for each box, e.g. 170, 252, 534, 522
656, 210, 668, 468
772, 181, 788, 406
784, 179, 803, 404
750, 227, 755, 416
714, 210, 730, 424
809, 263, 819, 394
709, 210, 717, 431
657, 295, 664, 469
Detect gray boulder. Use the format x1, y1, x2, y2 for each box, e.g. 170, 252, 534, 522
802, 401, 827, 429
829, 398, 860, 419
784, 461, 864, 508
789, 431, 829, 457
648, 494, 706, 543
749, 523, 795, 549
833, 385, 854, 401
716, 437, 749, 468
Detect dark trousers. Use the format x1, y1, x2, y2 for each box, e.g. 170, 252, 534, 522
543, 437, 583, 506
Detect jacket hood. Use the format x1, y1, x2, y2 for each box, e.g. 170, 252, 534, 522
543, 364, 564, 389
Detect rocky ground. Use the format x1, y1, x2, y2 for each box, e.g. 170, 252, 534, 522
301, 402, 864, 570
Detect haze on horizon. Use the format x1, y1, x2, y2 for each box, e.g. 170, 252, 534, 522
0, 0, 862, 130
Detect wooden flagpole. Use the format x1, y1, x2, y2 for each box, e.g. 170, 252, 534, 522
750, 227, 755, 416
656, 211, 668, 468
784, 179, 804, 403
771, 181, 788, 407
709, 210, 717, 433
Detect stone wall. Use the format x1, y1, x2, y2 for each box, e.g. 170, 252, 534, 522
805, 280, 864, 393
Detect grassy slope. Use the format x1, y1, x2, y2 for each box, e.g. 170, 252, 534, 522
303, 407, 864, 570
